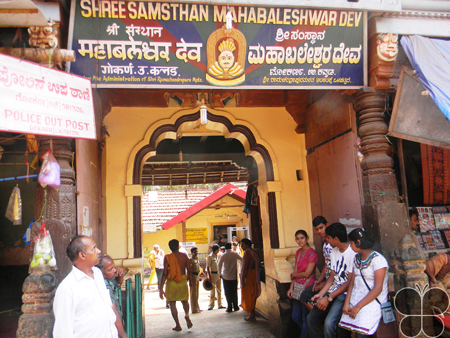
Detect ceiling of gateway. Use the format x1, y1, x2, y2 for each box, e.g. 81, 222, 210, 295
141, 136, 257, 186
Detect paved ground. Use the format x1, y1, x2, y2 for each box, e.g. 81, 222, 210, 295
144, 281, 275, 338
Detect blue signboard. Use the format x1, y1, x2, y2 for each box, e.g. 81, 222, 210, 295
69, 1, 365, 88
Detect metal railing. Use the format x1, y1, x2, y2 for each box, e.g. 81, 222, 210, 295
118, 273, 143, 338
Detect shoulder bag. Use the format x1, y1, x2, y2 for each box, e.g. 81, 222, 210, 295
291, 250, 312, 301
359, 260, 396, 324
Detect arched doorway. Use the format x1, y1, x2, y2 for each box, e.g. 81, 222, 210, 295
131, 111, 280, 258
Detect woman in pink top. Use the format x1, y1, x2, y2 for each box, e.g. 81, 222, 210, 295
287, 230, 318, 338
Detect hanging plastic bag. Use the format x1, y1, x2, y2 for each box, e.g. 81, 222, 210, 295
30, 221, 57, 272
38, 150, 60, 190
5, 185, 22, 225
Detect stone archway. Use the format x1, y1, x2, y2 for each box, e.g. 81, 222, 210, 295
129, 110, 280, 258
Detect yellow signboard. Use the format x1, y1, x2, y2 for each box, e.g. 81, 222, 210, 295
186, 228, 208, 244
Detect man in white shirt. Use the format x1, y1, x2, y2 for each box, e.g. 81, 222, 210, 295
151, 244, 165, 290
218, 242, 243, 312
309, 223, 356, 338
53, 235, 126, 338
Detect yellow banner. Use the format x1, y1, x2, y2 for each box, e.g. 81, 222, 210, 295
186, 228, 208, 244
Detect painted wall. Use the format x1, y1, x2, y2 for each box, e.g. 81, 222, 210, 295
142, 194, 248, 256
103, 106, 312, 268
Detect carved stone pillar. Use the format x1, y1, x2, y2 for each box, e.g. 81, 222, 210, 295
16, 266, 57, 337
13, 24, 77, 337
17, 138, 76, 337
34, 137, 77, 283
392, 235, 431, 338
352, 90, 409, 261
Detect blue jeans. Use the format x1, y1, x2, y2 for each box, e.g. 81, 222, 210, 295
307, 293, 346, 338
292, 299, 308, 338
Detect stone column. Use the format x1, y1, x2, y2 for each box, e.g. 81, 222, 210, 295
352, 89, 409, 261
392, 234, 430, 338
17, 137, 76, 337
16, 266, 57, 337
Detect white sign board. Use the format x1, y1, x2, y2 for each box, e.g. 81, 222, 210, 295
0, 53, 96, 140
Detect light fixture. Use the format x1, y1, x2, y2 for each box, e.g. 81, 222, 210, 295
200, 99, 208, 125
226, 7, 233, 30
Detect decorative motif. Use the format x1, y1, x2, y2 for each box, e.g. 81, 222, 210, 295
376, 33, 398, 62
423, 145, 450, 205
353, 92, 393, 177
28, 26, 58, 49
206, 25, 246, 86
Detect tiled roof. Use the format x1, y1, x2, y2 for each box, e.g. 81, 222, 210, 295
142, 183, 246, 227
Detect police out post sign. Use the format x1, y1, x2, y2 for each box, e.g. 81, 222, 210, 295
0, 53, 96, 140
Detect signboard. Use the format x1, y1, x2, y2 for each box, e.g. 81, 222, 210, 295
186, 228, 208, 244
68, 1, 365, 89
390, 67, 450, 149
0, 53, 96, 140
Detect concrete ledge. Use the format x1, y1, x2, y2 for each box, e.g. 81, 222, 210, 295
125, 184, 142, 197
266, 181, 282, 192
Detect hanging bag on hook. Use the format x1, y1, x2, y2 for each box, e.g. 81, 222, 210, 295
5, 185, 22, 225
29, 221, 57, 272
38, 150, 60, 190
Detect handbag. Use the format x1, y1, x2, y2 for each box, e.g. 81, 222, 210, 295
359, 261, 396, 324
291, 250, 312, 301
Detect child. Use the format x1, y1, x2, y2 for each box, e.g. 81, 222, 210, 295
300, 216, 332, 310
338, 228, 388, 338
308, 223, 356, 338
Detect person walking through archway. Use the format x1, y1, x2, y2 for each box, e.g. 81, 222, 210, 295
159, 239, 193, 332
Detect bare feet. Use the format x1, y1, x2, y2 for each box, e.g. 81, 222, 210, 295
185, 316, 193, 329
172, 326, 182, 331
244, 316, 256, 321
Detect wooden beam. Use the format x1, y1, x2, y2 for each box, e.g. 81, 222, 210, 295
0, 9, 38, 13
182, 221, 187, 242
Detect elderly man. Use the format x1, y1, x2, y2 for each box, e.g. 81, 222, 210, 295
97, 254, 125, 322
151, 244, 165, 291
219, 242, 242, 312
53, 235, 126, 338
160, 239, 193, 332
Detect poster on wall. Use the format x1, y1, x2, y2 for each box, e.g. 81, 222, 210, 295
186, 228, 208, 244
0, 53, 96, 140
68, 0, 365, 89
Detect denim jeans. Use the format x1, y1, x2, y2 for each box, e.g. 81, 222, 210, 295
292, 299, 309, 338
307, 293, 346, 338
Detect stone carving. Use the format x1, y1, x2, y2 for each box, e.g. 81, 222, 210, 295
16, 266, 57, 337
392, 234, 432, 338
352, 89, 408, 265
28, 26, 58, 49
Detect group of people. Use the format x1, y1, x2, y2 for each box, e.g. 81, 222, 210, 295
52, 235, 127, 338
289, 216, 389, 338
155, 237, 261, 331
51, 217, 389, 337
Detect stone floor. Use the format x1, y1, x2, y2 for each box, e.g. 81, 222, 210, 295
144, 281, 275, 338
